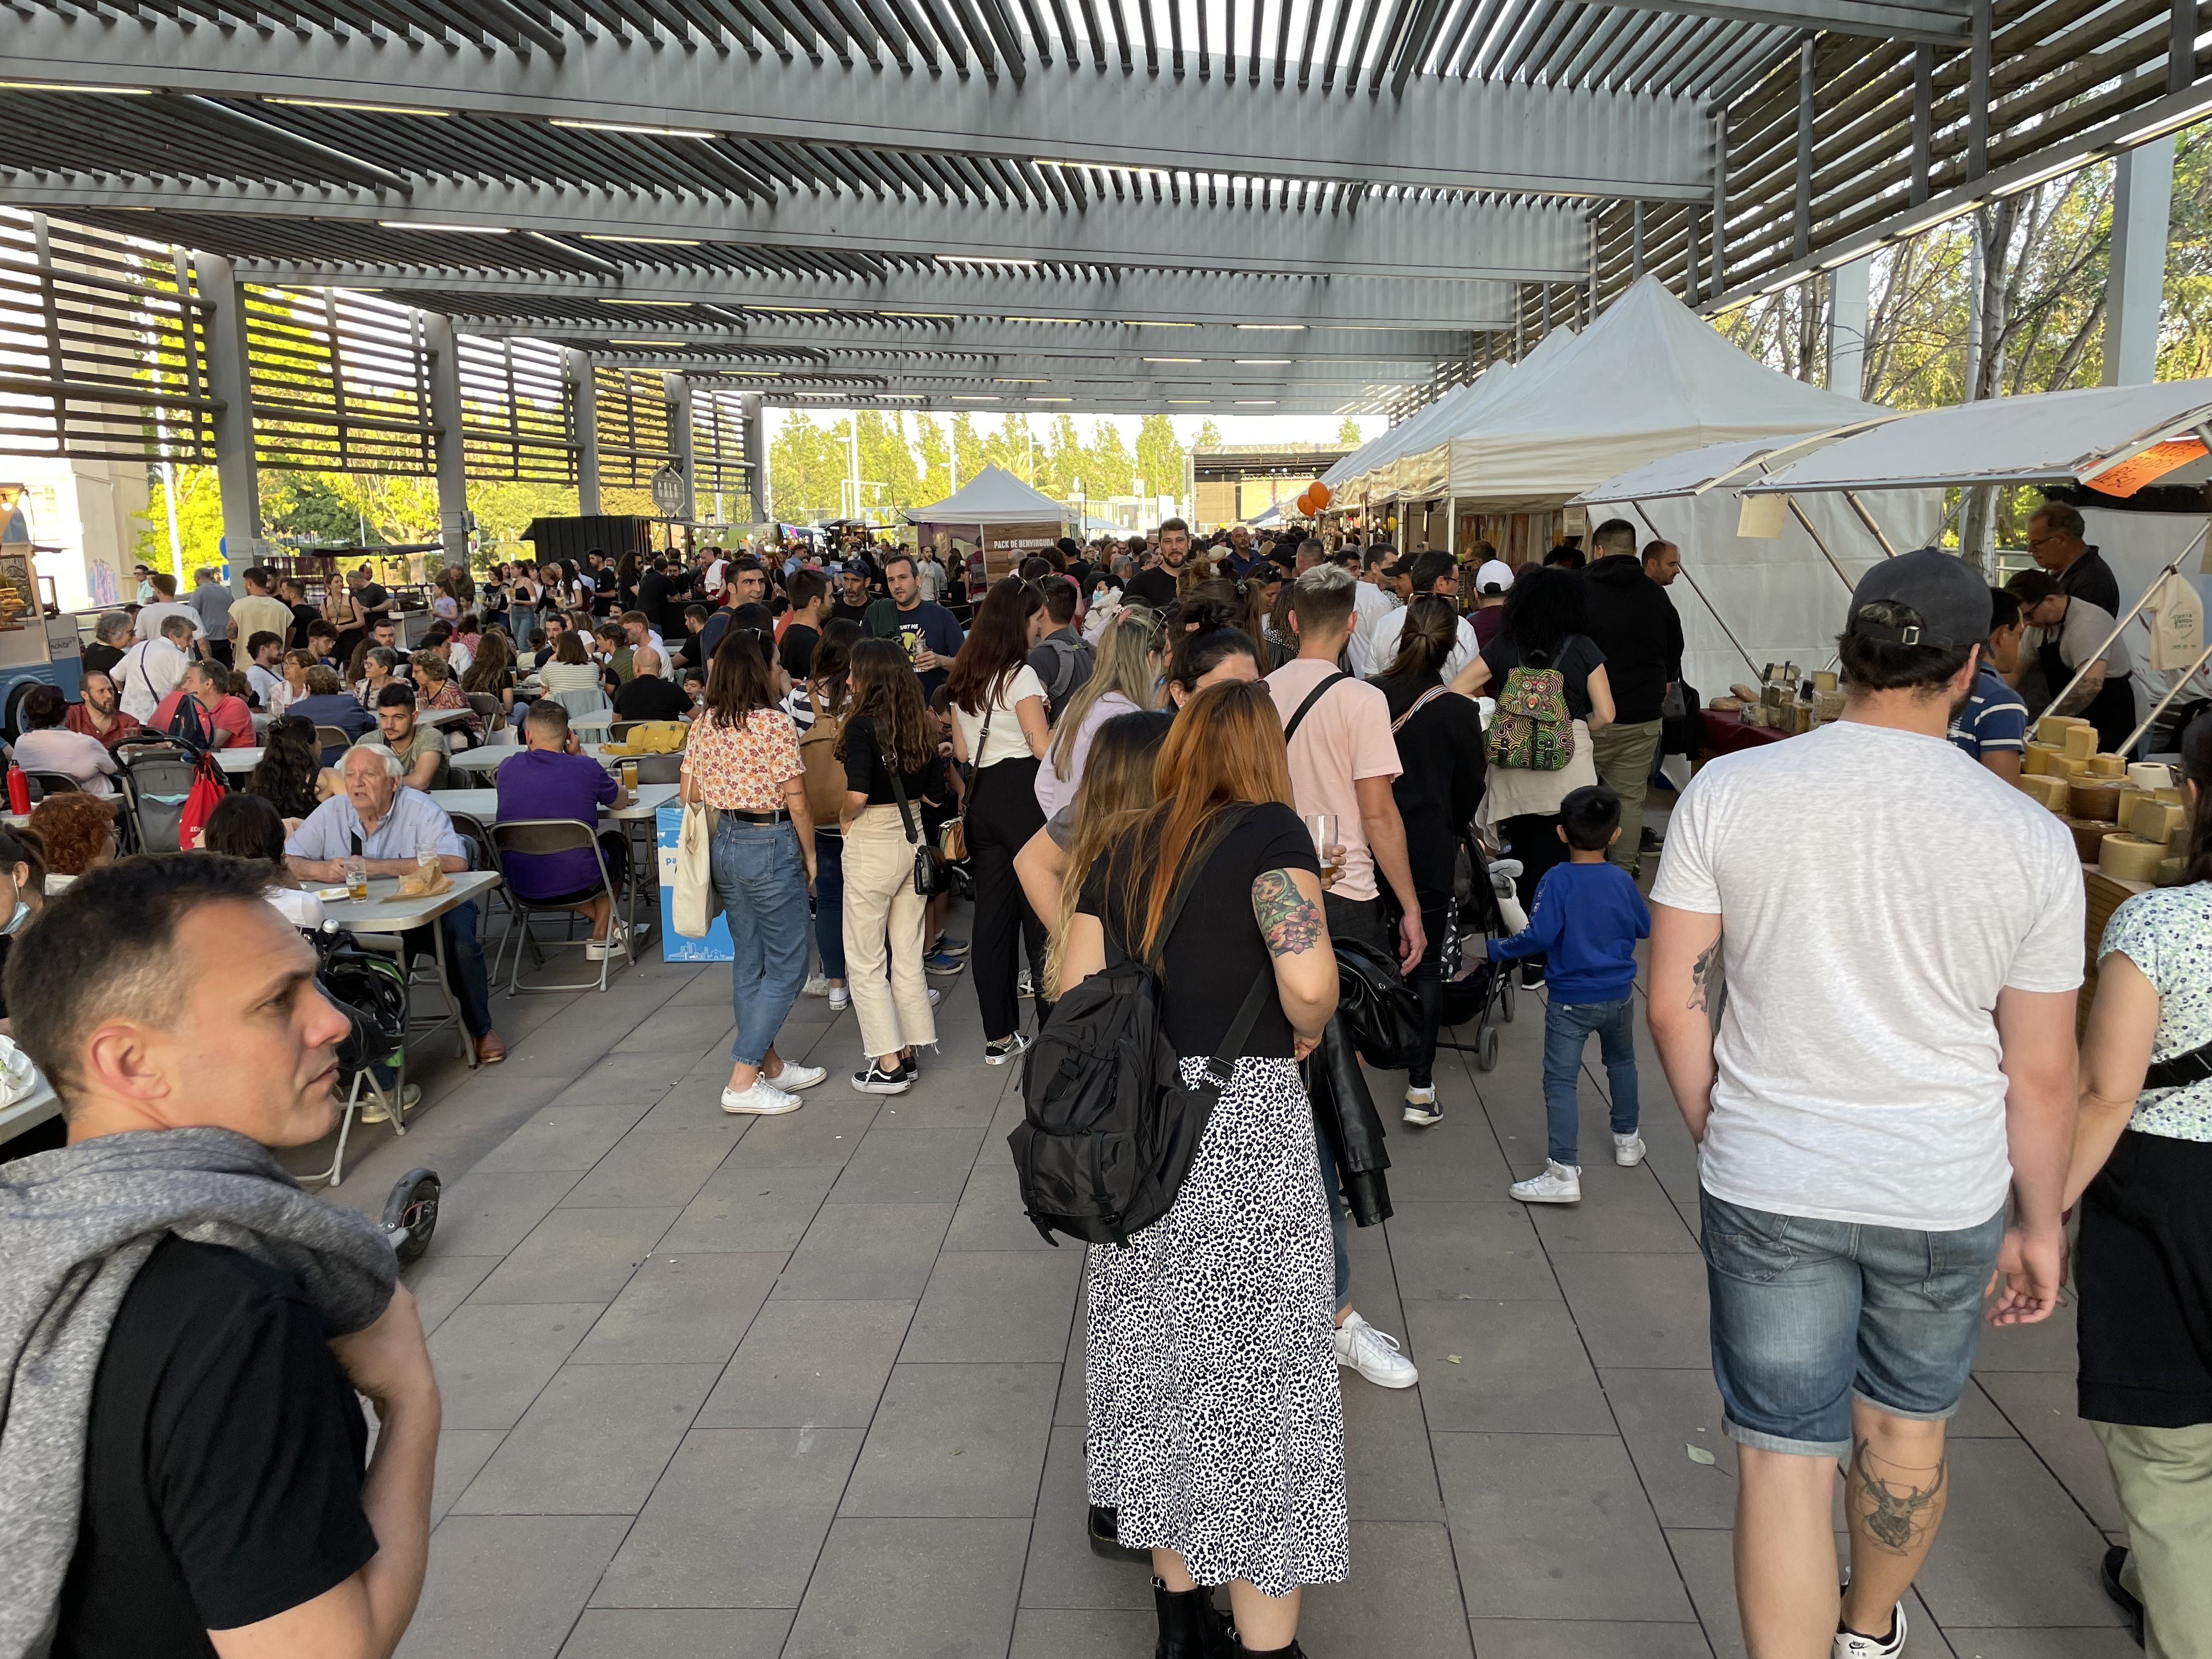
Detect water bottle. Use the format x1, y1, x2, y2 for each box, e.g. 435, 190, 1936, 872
5, 765, 29, 816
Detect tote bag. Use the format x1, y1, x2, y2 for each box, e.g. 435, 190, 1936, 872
672, 800, 722, 937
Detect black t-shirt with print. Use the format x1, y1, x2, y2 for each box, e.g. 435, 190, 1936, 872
1079, 802, 1317, 1060
55, 1234, 377, 1658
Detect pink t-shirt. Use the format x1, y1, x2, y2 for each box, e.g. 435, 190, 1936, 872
1266, 658, 1401, 903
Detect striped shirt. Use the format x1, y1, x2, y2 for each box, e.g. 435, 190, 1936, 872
1948, 664, 2029, 761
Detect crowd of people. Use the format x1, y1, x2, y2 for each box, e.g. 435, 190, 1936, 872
0, 516, 2205, 1659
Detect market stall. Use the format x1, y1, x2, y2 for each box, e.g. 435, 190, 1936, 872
1748, 377, 2212, 753
906, 466, 1071, 582
1575, 426, 1932, 707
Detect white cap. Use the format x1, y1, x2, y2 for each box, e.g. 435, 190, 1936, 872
1475, 558, 1515, 595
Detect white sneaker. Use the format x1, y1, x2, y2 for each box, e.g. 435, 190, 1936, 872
768, 1062, 827, 1092
828, 984, 850, 1012
1334, 1311, 1418, 1389
1833, 1601, 1906, 1658
585, 923, 629, 962
1018, 968, 1036, 996
802, 972, 831, 997
1612, 1131, 1646, 1167
1509, 1160, 1582, 1204
720, 1079, 801, 1115
927, 986, 941, 1008
984, 1031, 1031, 1066
1402, 1087, 1442, 1127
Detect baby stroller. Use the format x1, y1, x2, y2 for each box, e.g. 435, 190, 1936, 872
303, 922, 414, 1187
1434, 827, 1519, 1071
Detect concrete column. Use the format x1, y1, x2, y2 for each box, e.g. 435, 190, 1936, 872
422, 313, 469, 567
2103, 136, 2175, 387
741, 393, 766, 525
1825, 254, 1872, 399
567, 348, 601, 515
1630, 201, 1645, 279
665, 374, 697, 548
192, 252, 262, 563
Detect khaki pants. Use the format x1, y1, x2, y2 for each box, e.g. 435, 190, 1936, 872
1589, 717, 1663, 873
840, 806, 936, 1060
2095, 1419, 2212, 1659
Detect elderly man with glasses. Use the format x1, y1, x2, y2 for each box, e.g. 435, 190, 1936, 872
284, 745, 505, 1066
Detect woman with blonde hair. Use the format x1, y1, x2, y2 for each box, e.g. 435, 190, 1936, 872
1062, 679, 1343, 1659
1038, 708, 1172, 997
1034, 605, 1163, 820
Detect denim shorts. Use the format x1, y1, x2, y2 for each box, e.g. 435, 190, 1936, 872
1699, 1188, 2005, 1458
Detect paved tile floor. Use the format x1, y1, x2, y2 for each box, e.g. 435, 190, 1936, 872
307, 907, 2136, 1659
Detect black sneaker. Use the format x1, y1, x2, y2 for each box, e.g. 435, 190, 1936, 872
853, 1059, 913, 1095
1519, 964, 1545, 990
2102, 1545, 2145, 1647
984, 1031, 1032, 1066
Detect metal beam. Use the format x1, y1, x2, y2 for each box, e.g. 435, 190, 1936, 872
1825, 253, 1870, 397
2104, 136, 2175, 388
566, 347, 601, 514
448, 315, 1472, 363
602, 352, 1434, 386
191, 251, 262, 560
2, 10, 1717, 201
221, 260, 1523, 330
422, 311, 469, 563
1, 173, 1592, 284
1601, 0, 1969, 42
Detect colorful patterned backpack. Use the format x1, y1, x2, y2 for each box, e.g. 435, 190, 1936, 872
1486, 653, 1575, 771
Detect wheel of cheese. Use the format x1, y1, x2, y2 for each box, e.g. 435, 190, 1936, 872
2100, 833, 2167, 882
2086, 753, 2126, 778
2130, 798, 2189, 846
2062, 725, 2098, 761
2036, 714, 2090, 746
2067, 816, 2115, 862
2016, 774, 2070, 811
2070, 778, 2125, 822
2022, 742, 2062, 776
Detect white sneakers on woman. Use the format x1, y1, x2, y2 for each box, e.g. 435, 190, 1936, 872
719, 1063, 826, 1115
1334, 1312, 1419, 1388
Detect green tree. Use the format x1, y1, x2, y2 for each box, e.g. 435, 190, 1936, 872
1133, 414, 1180, 500
1336, 418, 1364, 447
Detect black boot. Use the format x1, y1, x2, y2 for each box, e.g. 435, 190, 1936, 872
1236, 1643, 1306, 1658
1151, 1577, 1237, 1659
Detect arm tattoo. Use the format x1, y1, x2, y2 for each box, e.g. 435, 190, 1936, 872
1849, 1439, 1947, 1554
1252, 870, 1323, 958
1688, 935, 1726, 1018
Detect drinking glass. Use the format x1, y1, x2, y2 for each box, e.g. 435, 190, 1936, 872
344, 856, 369, 901
1304, 813, 1343, 878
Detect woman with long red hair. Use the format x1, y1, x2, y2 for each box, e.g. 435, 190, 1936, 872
1058, 678, 1344, 1659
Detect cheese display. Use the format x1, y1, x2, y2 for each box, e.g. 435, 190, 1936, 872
2100, 833, 2167, 882
2130, 798, 2190, 846
2070, 778, 2125, 821
2016, 775, 2070, 811
2022, 742, 2061, 776
2062, 724, 2098, 761
2086, 753, 2126, 778
2051, 753, 2090, 780
2067, 816, 2116, 862
2036, 714, 2091, 745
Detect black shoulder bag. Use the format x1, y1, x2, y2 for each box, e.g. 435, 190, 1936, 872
872, 723, 949, 898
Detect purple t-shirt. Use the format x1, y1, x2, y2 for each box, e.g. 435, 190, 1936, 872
494, 747, 619, 899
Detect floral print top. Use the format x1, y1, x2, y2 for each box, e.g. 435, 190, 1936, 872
2100, 881, 2212, 1141
684, 707, 802, 812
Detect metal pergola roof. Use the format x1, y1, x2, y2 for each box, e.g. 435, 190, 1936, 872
1, 0, 2202, 416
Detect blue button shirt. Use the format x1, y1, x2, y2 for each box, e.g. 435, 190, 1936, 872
285, 787, 465, 865
1948, 664, 2028, 762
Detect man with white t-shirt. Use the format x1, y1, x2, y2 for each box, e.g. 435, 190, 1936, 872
1647, 549, 2080, 1659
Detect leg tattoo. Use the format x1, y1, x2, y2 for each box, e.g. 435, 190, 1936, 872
1850, 1438, 1946, 1553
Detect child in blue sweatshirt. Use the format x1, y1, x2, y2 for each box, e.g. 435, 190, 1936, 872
1484, 785, 1650, 1204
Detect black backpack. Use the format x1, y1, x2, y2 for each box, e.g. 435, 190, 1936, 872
162, 689, 216, 754
1009, 810, 1274, 1247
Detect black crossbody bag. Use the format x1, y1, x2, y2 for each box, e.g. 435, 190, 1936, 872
871, 724, 949, 898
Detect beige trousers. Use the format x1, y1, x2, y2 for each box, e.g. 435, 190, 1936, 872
840, 805, 937, 1060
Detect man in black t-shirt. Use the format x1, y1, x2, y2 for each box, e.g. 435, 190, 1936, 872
277, 578, 322, 651
614, 647, 692, 721
2024, 500, 2121, 616
828, 565, 873, 627
780, 568, 830, 682
1124, 517, 1192, 610
7, 857, 438, 1658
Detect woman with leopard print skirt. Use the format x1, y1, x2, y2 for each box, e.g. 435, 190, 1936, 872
1060, 679, 1346, 1659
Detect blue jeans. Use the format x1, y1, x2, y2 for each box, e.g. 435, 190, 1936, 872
401, 899, 492, 1041
1700, 1189, 2005, 1458
1541, 995, 1639, 1166
814, 829, 845, 980
710, 818, 810, 1067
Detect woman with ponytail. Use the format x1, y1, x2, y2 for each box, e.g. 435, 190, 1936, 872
1372, 596, 1486, 1124
2063, 714, 2212, 1652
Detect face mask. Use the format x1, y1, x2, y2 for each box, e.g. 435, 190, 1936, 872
0, 899, 28, 937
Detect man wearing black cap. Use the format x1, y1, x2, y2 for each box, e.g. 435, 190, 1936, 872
1644, 549, 2081, 1659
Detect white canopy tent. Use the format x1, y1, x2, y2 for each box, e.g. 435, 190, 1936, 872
906, 465, 1073, 524
1575, 426, 1933, 703
1751, 380, 2212, 734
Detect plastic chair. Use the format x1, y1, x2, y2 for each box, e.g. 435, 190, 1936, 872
488, 819, 626, 994
314, 725, 354, 764
548, 686, 611, 722
24, 771, 80, 797
464, 693, 506, 735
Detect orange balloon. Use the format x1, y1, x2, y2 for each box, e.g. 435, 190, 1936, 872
1295, 490, 1314, 515
1310, 481, 1332, 509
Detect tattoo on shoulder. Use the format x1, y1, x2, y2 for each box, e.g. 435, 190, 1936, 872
1252, 869, 1323, 959
1689, 935, 1726, 1018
